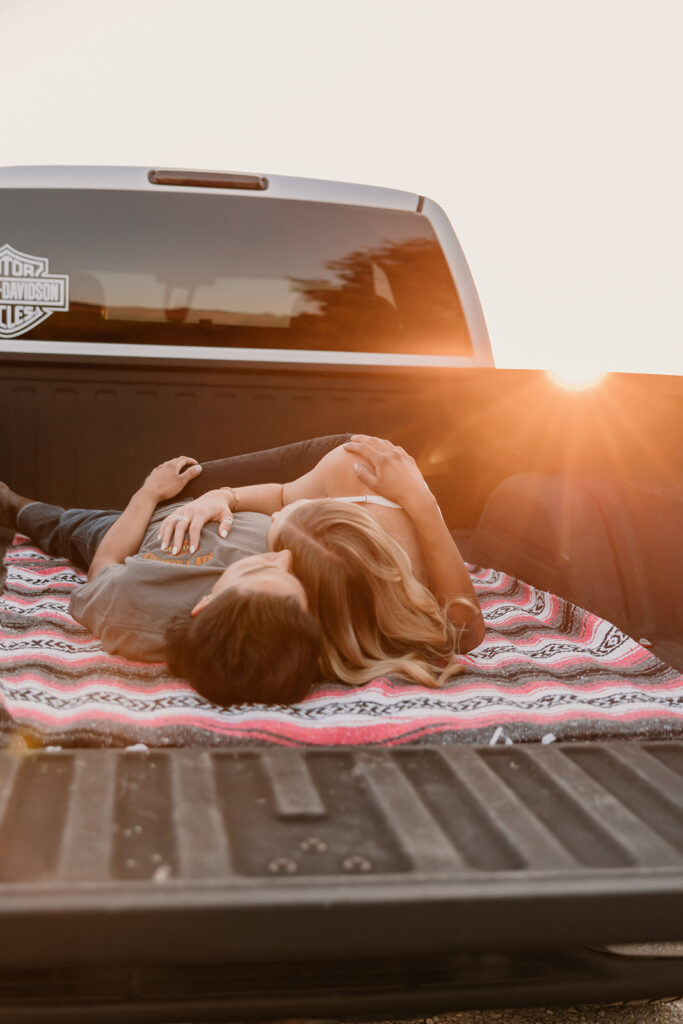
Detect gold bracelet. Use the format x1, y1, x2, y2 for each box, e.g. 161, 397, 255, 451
220, 486, 240, 512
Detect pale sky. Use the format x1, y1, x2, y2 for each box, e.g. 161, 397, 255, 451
3, 0, 681, 376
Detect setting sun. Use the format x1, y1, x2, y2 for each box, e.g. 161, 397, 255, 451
547, 367, 607, 390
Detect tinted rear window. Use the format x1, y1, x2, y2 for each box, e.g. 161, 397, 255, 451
0, 189, 472, 356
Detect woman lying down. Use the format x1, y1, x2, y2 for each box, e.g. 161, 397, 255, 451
0, 435, 484, 707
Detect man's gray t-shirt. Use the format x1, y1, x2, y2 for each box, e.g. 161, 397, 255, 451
69, 501, 272, 662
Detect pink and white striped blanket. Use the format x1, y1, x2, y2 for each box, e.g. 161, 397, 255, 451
1, 536, 681, 748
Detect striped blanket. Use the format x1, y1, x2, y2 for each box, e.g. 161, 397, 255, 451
0, 535, 681, 748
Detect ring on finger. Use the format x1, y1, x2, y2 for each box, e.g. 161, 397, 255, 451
175, 515, 190, 523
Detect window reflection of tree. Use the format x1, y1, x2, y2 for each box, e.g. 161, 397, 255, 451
19, 238, 472, 355
288, 238, 471, 356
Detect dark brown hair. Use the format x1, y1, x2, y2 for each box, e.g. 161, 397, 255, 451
165, 588, 322, 706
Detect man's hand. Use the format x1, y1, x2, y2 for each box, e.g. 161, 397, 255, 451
343, 435, 433, 511
158, 489, 234, 555
142, 457, 203, 503
87, 457, 202, 581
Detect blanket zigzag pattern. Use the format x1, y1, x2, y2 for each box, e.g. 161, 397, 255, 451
1, 536, 681, 748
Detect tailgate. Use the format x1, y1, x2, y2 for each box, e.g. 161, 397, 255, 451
0, 741, 681, 1018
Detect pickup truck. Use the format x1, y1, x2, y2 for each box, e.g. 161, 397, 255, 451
0, 165, 681, 1021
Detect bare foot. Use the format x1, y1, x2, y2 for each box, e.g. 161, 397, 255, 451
0, 482, 34, 530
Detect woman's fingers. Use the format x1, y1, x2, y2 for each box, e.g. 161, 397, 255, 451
171, 515, 191, 554
352, 460, 379, 487
187, 507, 228, 553
158, 515, 176, 550
158, 509, 192, 552
348, 434, 392, 452
188, 515, 205, 554
344, 442, 382, 482
159, 494, 233, 554
346, 436, 406, 473
218, 512, 234, 539
345, 436, 425, 507
344, 440, 386, 466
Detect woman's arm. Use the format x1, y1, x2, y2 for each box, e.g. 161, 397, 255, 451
343, 436, 485, 652
87, 457, 202, 580
158, 483, 283, 553
157, 452, 342, 554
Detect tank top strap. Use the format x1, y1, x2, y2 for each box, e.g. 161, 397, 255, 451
333, 494, 402, 510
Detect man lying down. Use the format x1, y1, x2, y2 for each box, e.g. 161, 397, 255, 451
0, 434, 484, 707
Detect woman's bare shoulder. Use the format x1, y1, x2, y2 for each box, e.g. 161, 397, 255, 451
317, 446, 426, 580
320, 445, 378, 498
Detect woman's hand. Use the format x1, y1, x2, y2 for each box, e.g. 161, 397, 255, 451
343, 435, 433, 510
142, 457, 202, 502
158, 489, 235, 555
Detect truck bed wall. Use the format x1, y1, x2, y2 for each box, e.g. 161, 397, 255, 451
1, 359, 681, 649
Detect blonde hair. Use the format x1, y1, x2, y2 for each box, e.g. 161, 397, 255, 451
272, 499, 465, 688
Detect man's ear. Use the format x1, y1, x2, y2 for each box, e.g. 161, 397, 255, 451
190, 592, 212, 617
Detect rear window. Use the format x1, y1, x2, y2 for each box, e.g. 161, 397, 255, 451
0, 189, 473, 357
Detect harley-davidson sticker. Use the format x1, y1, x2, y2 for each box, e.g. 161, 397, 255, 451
0, 244, 69, 338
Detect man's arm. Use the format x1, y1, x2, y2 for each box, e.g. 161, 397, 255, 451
87, 457, 202, 580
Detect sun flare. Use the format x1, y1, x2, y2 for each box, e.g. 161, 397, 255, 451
546, 366, 607, 390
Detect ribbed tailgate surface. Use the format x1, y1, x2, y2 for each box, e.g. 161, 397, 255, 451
0, 742, 681, 967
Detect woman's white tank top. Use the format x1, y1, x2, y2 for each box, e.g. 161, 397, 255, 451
333, 494, 402, 510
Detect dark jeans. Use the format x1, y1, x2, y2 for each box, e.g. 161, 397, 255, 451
17, 434, 352, 572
